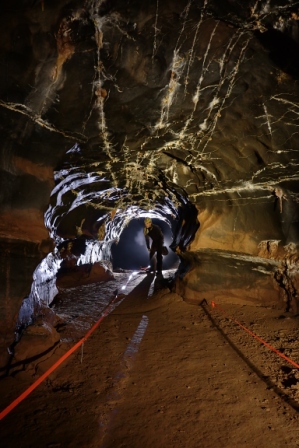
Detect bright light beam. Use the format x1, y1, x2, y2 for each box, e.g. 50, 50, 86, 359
121, 271, 139, 291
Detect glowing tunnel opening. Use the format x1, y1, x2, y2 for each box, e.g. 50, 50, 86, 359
111, 218, 180, 271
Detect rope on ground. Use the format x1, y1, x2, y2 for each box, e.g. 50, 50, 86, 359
205, 299, 299, 370
0, 292, 124, 421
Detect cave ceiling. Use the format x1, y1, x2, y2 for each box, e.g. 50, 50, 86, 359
1, 0, 299, 251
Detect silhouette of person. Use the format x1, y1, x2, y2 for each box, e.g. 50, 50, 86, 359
144, 218, 164, 275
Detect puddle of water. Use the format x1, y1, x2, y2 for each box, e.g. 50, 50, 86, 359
99, 314, 149, 446
52, 269, 176, 341
123, 314, 149, 360
52, 272, 146, 340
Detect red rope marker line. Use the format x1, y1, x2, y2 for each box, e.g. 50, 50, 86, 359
211, 300, 299, 370
0, 294, 123, 421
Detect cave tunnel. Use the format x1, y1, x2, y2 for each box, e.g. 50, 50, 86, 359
111, 218, 180, 271
12, 144, 200, 339
2, 0, 299, 445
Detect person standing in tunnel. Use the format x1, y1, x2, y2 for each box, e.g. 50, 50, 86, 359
144, 217, 164, 275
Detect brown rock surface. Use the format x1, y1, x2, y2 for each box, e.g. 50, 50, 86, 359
1, 277, 299, 447
56, 262, 114, 289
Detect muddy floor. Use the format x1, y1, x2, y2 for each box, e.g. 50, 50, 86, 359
1, 270, 299, 447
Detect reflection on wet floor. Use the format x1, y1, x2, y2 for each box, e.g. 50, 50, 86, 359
51, 269, 176, 342
99, 314, 150, 444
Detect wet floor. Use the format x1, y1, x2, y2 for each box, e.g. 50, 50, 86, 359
51, 269, 176, 342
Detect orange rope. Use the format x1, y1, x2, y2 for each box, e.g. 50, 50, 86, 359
0, 294, 122, 421
211, 300, 299, 370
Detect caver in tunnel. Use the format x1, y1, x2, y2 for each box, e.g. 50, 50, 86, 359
111, 218, 180, 272
40, 140, 201, 299
54, 215, 181, 287
52, 200, 198, 288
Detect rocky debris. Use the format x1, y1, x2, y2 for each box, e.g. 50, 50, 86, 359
12, 308, 61, 368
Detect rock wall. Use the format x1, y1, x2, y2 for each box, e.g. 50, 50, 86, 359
0, 238, 53, 369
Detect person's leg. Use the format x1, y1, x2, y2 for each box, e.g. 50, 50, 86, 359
149, 248, 157, 272
156, 249, 163, 273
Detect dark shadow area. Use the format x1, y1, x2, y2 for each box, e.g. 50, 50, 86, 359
0, 340, 61, 378
256, 28, 299, 80
124, 272, 158, 297
170, 203, 200, 252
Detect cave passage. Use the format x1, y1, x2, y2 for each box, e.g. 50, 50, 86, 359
111, 218, 180, 271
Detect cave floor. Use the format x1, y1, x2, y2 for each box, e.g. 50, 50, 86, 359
1, 271, 299, 447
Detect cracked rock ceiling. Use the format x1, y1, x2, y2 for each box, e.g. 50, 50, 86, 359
1, 0, 299, 251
